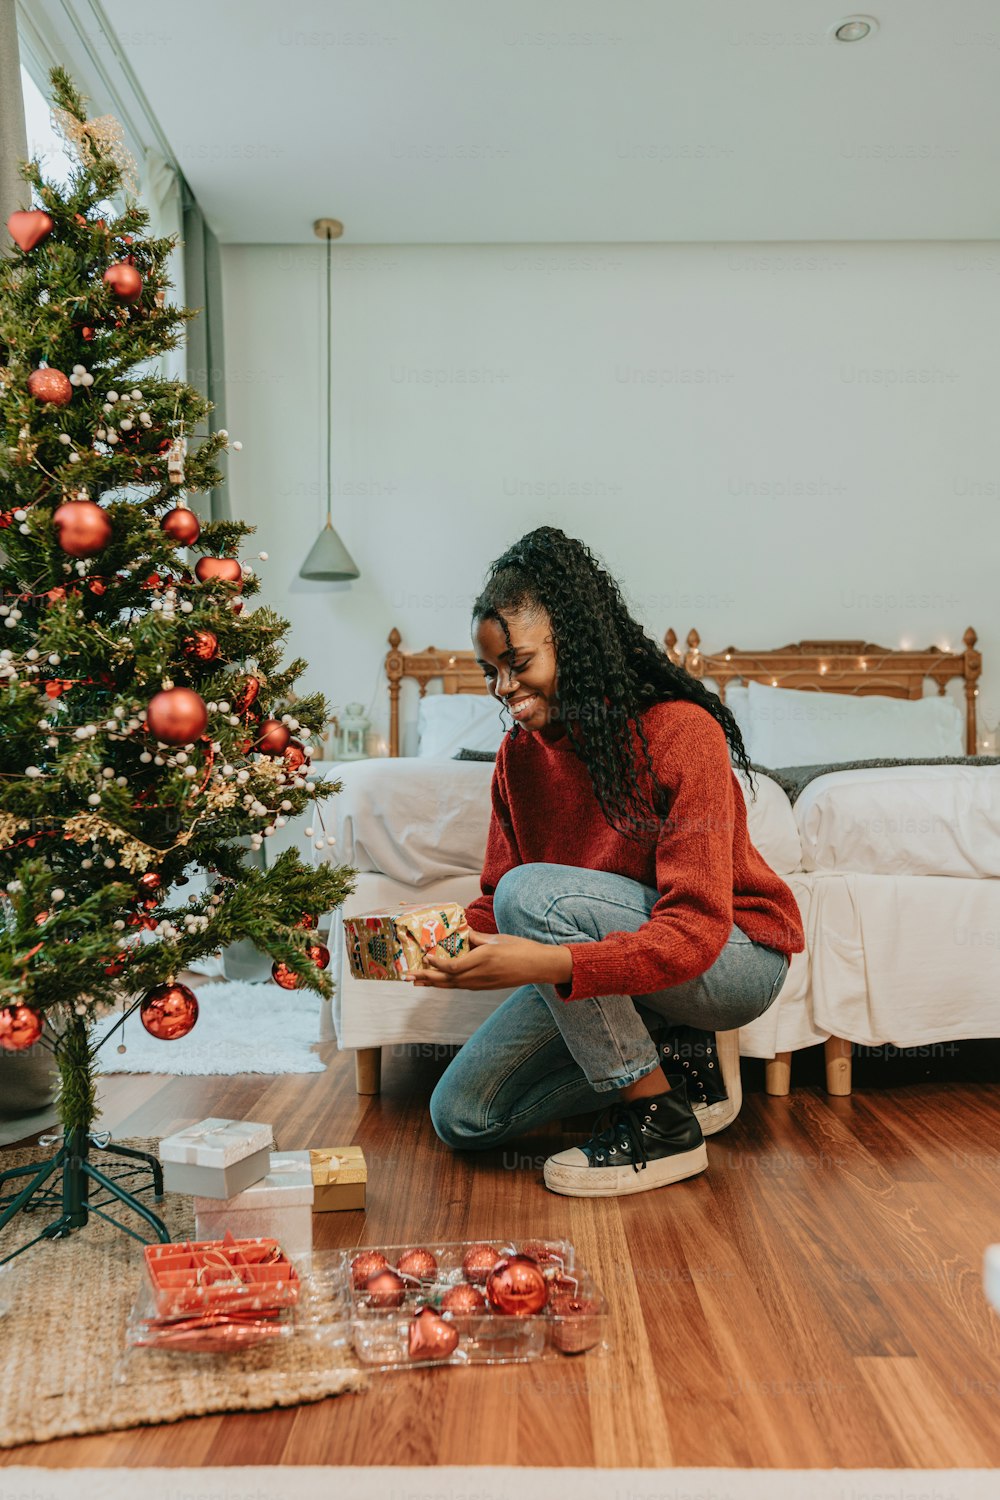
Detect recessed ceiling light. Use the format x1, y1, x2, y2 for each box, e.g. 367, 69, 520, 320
834, 16, 879, 42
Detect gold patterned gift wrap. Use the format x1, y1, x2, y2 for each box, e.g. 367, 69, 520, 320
343, 902, 470, 981
310, 1146, 367, 1212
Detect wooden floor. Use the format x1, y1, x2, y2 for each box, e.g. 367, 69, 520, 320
3, 1037, 1000, 1469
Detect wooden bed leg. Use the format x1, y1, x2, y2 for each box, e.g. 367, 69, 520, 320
354, 1047, 382, 1096
824, 1037, 853, 1096
765, 1051, 792, 1096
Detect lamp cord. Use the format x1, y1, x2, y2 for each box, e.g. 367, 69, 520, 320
325, 225, 332, 527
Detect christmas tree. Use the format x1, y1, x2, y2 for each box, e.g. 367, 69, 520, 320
0, 67, 353, 1250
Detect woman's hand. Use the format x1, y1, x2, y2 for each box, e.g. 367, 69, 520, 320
404, 928, 573, 991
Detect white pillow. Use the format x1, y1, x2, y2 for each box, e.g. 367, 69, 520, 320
417, 693, 505, 759
747, 680, 965, 767
734, 767, 801, 874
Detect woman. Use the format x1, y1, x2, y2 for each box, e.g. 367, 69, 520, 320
410, 526, 804, 1198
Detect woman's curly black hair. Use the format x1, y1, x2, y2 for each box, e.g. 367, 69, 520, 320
472, 526, 757, 843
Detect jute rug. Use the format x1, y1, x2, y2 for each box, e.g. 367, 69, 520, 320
0, 1138, 366, 1448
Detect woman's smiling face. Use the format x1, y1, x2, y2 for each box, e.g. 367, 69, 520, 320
473, 608, 563, 740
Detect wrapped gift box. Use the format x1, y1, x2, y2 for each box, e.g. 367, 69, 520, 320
159, 1117, 273, 1200
194, 1151, 314, 1259
344, 902, 469, 981
311, 1145, 367, 1212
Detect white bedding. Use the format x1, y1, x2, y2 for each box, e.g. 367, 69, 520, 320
326, 758, 493, 886
789, 870, 1000, 1049
795, 764, 1000, 878
322, 752, 1000, 1061
325, 758, 804, 884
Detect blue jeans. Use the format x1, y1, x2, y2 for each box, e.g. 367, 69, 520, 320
430, 862, 790, 1150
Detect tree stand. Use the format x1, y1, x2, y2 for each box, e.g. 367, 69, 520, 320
0, 1009, 170, 1265
0, 1128, 169, 1265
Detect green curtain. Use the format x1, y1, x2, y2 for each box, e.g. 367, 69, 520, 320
180, 175, 230, 522
0, 0, 28, 220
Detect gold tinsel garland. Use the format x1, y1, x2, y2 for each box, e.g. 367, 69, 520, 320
50, 106, 139, 196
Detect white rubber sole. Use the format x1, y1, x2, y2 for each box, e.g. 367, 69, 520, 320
543, 1141, 709, 1197
690, 1028, 743, 1136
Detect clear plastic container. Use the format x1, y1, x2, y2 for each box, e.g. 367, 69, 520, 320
323, 1239, 609, 1370
119, 1238, 609, 1375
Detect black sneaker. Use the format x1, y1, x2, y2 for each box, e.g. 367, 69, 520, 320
649, 1024, 742, 1136
543, 1074, 708, 1197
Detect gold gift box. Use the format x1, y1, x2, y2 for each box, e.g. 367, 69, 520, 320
343, 902, 470, 981
310, 1146, 367, 1212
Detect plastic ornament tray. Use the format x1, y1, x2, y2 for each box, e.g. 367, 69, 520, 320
143, 1234, 300, 1318
334, 1237, 611, 1370
120, 1239, 610, 1375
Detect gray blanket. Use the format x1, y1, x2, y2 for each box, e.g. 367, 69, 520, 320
750, 755, 1000, 805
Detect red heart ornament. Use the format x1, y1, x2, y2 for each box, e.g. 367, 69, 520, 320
7, 210, 53, 253
407, 1307, 459, 1362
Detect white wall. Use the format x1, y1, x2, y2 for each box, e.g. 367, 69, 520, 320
220, 240, 1000, 751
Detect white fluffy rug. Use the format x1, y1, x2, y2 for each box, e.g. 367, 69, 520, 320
91, 981, 326, 1076
3, 1469, 998, 1499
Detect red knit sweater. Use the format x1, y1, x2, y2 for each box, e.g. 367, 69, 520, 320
464, 700, 805, 1002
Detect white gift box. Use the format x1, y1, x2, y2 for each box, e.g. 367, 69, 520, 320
193, 1151, 315, 1260
159, 1116, 274, 1200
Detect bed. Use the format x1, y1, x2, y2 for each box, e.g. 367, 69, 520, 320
320, 625, 998, 1100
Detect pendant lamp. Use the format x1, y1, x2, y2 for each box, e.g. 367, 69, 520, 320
299, 217, 359, 581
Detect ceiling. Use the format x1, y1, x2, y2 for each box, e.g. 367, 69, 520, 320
92, 0, 1000, 244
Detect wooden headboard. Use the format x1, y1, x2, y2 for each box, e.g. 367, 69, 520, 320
666, 625, 982, 756
384, 624, 983, 757
384, 627, 488, 756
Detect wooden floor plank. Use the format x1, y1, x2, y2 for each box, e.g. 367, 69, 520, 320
2, 1044, 999, 1468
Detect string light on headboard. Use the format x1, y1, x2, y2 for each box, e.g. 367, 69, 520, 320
819, 662, 828, 675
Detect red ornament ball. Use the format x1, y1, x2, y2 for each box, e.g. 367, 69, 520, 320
0, 1005, 43, 1052
396, 1247, 438, 1282
520, 1240, 567, 1273
271, 962, 303, 990
306, 942, 330, 971
284, 739, 307, 772
297, 913, 319, 930
195, 556, 242, 585
182, 630, 219, 662
161, 507, 201, 546
351, 1250, 389, 1289
440, 1284, 487, 1317
139, 872, 162, 893
408, 1306, 459, 1362
103, 261, 143, 302
28, 367, 72, 406
7, 209, 53, 252
139, 982, 199, 1041
257, 719, 291, 756
146, 687, 208, 745
550, 1292, 603, 1354
365, 1269, 407, 1309
462, 1243, 503, 1284
52, 500, 112, 558
81, 326, 95, 341
486, 1255, 549, 1317
232, 676, 260, 715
